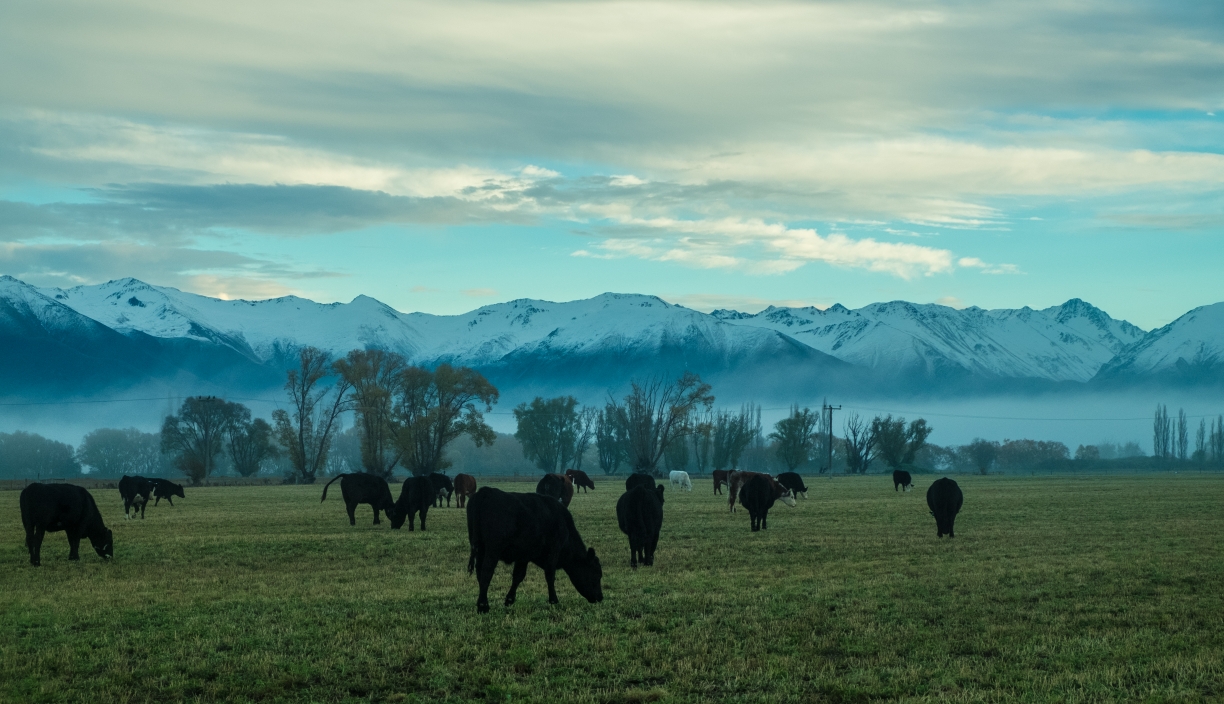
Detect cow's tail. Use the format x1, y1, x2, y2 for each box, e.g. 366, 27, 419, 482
466, 493, 480, 576
320, 473, 347, 503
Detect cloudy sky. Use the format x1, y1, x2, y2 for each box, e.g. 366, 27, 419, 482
1, 0, 1221, 328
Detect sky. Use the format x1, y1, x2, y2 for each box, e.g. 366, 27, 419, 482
1, 0, 1222, 330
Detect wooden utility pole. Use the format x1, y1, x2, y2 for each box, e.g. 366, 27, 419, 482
822, 402, 841, 473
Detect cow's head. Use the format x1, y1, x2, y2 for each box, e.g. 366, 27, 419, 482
564, 547, 604, 604
170, 483, 186, 499
779, 489, 797, 507
389, 502, 406, 530
93, 528, 114, 560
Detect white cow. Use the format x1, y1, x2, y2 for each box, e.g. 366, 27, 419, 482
669, 470, 692, 492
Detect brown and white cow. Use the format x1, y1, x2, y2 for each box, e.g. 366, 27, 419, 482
454, 473, 477, 509
536, 473, 575, 508
727, 471, 795, 512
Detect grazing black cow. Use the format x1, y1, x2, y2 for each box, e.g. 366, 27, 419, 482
616, 485, 665, 568
565, 468, 595, 493
392, 476, 433, 531
893, 470, 913, 492
712, 469, 731, 495
321, 473, 398, 526
430, 473, 455, 508
740, 473, 792, 532
118, 475, 156, 519
21, 483, 114, 566
926, 477, 963, 538
536, 473, 574, 507
776, 471, 808, 499
151, 478, 185, 506
466, 487, 603, 613
624, 472, 656, 492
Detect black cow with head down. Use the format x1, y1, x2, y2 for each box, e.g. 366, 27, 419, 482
624, 473, 656, 492
151, 478, 185, 506
118, 475, 156, 519
321, 473, 398, 526
926, 477, 963, 538
430, 473, 454, 508
775, 471, 808, 499
392, 476, 433, 531
616, 484, 664, 568
21, 483, 114, 566
466, 487, 603, 613
893, 470, 913, 492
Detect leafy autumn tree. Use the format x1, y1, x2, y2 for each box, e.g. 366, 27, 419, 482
162, 396, 245, 484
610, 372, 714, 477
769, 405, 820, 471
965, 438, 999, 475
272, 347, 353, 484
394, 364, 498, 476
514, 396, 591, 473
333, 349, 408, 479
77, 428, 164, 477
228, 415, 277, 477
872, 415, 932, 470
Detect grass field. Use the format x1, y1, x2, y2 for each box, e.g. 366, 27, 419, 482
2, 473, 1223, 703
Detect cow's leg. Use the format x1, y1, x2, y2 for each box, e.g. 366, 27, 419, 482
544, 568, 560, 604
628, 537, 639, 569
648, 534, 659, 566
475, 555, 497, 613
346, 501, 357, 526
419, 508, 428, 531
504, 560, 529, 607
27, 526, 43, 566
140, 499, 147, 519
408, 511, 415, 531
154, 496, 161, 506
67, 531, 81, 561
372, 503, 381, 525
167, 496, 175, 506
762, 513, 768, 530
123, 499, 132, 519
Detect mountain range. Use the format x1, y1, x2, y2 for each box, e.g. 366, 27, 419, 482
2, 275, 1222, 406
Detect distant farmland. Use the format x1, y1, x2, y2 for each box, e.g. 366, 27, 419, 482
3, 474, 1222, 702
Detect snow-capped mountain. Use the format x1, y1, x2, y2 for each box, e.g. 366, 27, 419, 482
1095, 302, 1224, 385
711, 299, 1145, 383
4, 273, 1223, 402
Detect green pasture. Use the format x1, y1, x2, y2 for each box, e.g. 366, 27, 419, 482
2, 474, 1222, 703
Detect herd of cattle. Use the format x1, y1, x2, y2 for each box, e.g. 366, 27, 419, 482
17, 467, 963, 612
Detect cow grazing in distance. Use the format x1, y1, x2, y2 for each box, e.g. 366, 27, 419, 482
893, 470, 913, 492
151, 479, 185, 506
466, 487, 604, 613
118, 475, 156, 519
926, 477, 963, 538
536, 473, 575, 508
321, 473, 398, 526
565, 468, 595, 493
616, 484, 665, 568
669, 470, 692, 492
775, 472, 808, 499
712, 469, 731, 495
21, 483, 114, 566
454, 473, 477, 509
392, 476, 433, 531
625, 472, 656, 493
728, 471, 796, 512
739, 473, 792, 531
430, 473, 455, 508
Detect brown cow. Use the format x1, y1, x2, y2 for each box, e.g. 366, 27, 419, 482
712, 469, 731, 495
565, 468, 595, 493
536, 473, 575, 508
454, 473, 477, 509
727, 471, 795, 512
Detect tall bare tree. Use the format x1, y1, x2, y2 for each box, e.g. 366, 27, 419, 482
394, 364, 498, 476
1176, 408, 1189, 461
769, 405, 819, 471
711, 405, 757, 471
843, 412, 876, 475
333, 349, 407, 479
1153, 404, 1171, 460
610, 372, 714, 476
272, 347, 353, 484
595, 404, 629, 475
690, 410, 714, 476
